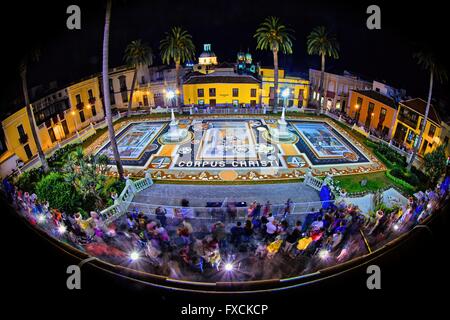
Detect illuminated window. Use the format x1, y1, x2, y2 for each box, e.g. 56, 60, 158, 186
232, 88, 239, 97
428, 125, 436, 138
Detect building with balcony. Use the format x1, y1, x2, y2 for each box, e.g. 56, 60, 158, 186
392, 98, 442, 155
1, 75, 105, 164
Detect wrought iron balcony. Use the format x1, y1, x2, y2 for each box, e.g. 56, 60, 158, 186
76, 102, 85, 110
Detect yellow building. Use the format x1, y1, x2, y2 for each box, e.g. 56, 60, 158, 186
66, 76, 104, 131
259, 67, 309, 108
183, 64, 261, 107
1, 75, 104, 163
392, 98, 442, 155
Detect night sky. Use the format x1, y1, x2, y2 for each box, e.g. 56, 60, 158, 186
1, 0, 448, 116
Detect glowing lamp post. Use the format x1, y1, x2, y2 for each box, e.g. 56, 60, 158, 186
165, 89, 176, 112
281, 88, 290, 110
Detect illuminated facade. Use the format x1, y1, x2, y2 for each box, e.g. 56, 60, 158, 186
183, 64, 261, 107
1, 76, 104, 163
392, 98, 442, 155
348, 90, 398, 139
260, 68, 309, 108
309, 69, 372, 111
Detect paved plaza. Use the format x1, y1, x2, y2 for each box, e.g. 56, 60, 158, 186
133, 182, 320, 207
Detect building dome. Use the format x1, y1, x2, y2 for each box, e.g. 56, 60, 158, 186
200, 51, 216, 58
198, 44, 218, 66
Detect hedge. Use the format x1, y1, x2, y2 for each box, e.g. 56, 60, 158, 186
385, 170, 416, 194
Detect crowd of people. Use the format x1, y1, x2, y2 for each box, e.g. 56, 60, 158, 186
2, 175, 449, 281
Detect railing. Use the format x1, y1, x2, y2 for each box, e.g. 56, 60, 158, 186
304, 172, 324, 191
122, 199, 336, 228
99, 175, 154, 225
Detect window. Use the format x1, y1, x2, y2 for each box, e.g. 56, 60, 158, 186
119, 75, 127, 91
121, 91, 128, 103
88, 89, 94, 99
232, 88, 239, 97
250, 100, 256, 107
356, 97, 363, 108
381, 108, 387, 115
109, 79, 116, 105
109, 79, 114, 92
79, 110, 85, 122
198, 89, 204, 97
17, 124, 26, 138
251, 88, 257, 97
92, 104, 97, 117
48, 127, 56, 143
428, 125, 436, 138
143, 95, 149, 107
209, 99, 216, 107
209, 88, 216, 97
76, 94, 82, 105
24, 144, 33, 160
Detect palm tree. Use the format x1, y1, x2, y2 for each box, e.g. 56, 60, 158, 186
307, 26, 339, 114
254, 16, 294, 113
20, 50, 50, 173
160, 27, 195, 107
124, 40, 153, 117
102, 0, 124, 179
407, 50, 447, 171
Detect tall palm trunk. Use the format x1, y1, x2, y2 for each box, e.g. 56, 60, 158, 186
318, 53, 326, 115
273, 49, 279, 113
407, 70, 434, 170
126, 68, 138, 117
175, 59, 181, 108
102, 0, 124, 179
21, 67, 49, 172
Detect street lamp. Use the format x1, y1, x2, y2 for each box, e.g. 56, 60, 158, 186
354, 104, 360, 120
281, 88, 290, 109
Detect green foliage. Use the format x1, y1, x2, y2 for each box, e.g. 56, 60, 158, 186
124, 39, 153, 68
254, 16, 295, 54
375, 143, 406, 167
385, 170, 416, 194
47, 143, 81, 170
307, 26, 339, 59
101, 177, 126, 199
15, 168, 42, 193
424, 145, 447, 186
36, 172, 79, 213
159, 27, 195, 65
364, 139, 379, 149
62, 146, 110, 210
